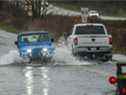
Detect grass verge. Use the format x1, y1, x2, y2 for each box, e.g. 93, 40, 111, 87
0, 22, 17, 33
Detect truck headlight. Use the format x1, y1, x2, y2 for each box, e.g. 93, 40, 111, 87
27, 49, 32, 53
43, 48, 48, 52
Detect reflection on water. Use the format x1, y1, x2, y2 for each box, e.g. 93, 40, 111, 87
43, 88, 48, 95
24, 66, 50, 95
41, 67, 50, 95
24, 66, 33, 95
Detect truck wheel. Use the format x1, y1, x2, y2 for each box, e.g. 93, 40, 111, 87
28, 58, 32, 64
72, 48, 76, 56
22, 58, 32, 64
87, 54, 95, 60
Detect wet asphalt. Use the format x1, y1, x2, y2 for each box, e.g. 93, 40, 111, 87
0, 63, 115, 95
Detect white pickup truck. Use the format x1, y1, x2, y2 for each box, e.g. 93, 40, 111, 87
67, 23, 112, 61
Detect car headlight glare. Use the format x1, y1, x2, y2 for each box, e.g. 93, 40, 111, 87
43, 48, 48, 52
27, 49, 32, 53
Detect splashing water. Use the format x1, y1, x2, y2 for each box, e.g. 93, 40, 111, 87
0, 44, 96, 66
53, 45, 94, 66
0, 50, 22, 65
0, 46, 96, 66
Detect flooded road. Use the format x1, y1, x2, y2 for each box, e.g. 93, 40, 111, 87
0, 64, 115, 95
0, 30, 116, 95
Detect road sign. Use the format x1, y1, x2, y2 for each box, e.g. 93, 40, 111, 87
81, 8, 89, 23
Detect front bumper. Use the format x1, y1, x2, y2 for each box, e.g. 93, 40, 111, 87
20, 49, 54, 59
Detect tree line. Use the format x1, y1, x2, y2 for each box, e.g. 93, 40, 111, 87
0, 0, 49, 18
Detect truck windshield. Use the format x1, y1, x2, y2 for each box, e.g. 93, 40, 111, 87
75, 25, 105, 35
20, 33, 50, 43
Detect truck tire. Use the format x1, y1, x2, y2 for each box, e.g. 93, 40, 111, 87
72, 49, 76, 56
72, 47, 78, 56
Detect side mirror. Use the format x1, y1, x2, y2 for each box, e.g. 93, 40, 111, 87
14, 41, 18, 45
51, 38, 54, 42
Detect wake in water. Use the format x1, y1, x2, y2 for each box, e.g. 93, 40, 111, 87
0, 45, 97, 66
0, 50, 22, 65
53, 44, 96, 66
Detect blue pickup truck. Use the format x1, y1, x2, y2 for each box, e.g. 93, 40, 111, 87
15, 31, 55, 63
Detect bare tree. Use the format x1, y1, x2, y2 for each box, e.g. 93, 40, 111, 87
24, 0, 49, 18
0, 0, 49, 18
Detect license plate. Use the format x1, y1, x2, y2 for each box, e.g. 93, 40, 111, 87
91, 48, 96, 51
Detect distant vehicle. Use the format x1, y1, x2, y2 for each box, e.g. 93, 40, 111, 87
88, 10, 99, 17
108, 62, 126, 95
15, 31, 55, 63
67, 23, 112, 61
